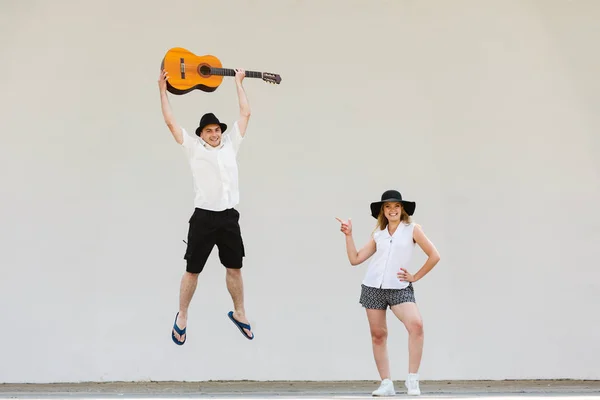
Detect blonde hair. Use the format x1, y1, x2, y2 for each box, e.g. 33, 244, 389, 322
374, 202, 412, 231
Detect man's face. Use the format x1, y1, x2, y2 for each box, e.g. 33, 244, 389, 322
200, 124, 222, 147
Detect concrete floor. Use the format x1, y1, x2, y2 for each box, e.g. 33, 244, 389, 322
0, 380, 599, 399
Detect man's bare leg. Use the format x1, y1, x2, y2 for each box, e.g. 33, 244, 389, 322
173, 272, 199, 342
225, 268, 252, 337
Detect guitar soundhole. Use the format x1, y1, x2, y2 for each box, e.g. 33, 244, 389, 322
199, 64, 211, 77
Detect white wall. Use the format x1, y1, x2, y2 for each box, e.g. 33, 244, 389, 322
1, 0, 599, 383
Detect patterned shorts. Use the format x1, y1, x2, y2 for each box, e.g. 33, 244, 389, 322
359, 284, 416, 309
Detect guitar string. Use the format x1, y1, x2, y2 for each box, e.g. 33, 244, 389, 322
171, 66, 270, 76
180, 68, 264, 75
169, 70, 271, 78
165, 67, 277, 80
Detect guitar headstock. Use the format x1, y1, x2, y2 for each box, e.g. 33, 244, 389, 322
262, 72, 282, 85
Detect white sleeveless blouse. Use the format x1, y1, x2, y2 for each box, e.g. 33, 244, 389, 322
362, 222, 416, 289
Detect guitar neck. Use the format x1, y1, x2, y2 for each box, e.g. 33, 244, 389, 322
211, 67, 263, 79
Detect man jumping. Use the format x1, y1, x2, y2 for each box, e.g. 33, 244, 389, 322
158, 67, 254, 344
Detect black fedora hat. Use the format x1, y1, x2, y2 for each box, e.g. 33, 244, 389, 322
195, 113, 227, 136
370, 190, 416, 218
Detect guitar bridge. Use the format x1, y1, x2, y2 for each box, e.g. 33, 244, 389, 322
180, 58, 185, 79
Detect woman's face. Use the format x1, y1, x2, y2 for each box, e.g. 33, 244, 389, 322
383, 202, 402, 222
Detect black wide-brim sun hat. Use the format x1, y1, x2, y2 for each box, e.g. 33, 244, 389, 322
370, 189, 416, 218
195, 112, 227, 136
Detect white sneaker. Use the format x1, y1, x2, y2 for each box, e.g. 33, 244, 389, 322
405, 373, 421, 395
372, 378, 395, 396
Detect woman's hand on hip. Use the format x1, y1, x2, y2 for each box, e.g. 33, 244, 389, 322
398, 268, 416, 282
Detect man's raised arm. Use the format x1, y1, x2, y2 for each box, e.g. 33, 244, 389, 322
234, 68, 251, 137
158, 69, 184, 145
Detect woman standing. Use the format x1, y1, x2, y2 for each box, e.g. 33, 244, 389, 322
336, 190, 440, 396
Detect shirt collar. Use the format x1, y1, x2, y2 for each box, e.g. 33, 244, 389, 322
381, 223, 406, 238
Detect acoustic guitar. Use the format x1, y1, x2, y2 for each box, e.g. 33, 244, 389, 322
161, 47, 282, 95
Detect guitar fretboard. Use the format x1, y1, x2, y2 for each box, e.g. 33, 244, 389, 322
210, 68, 263, 79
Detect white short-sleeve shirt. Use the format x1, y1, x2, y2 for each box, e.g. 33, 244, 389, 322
181, 121, 244, 211
362, 222, 416, 289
